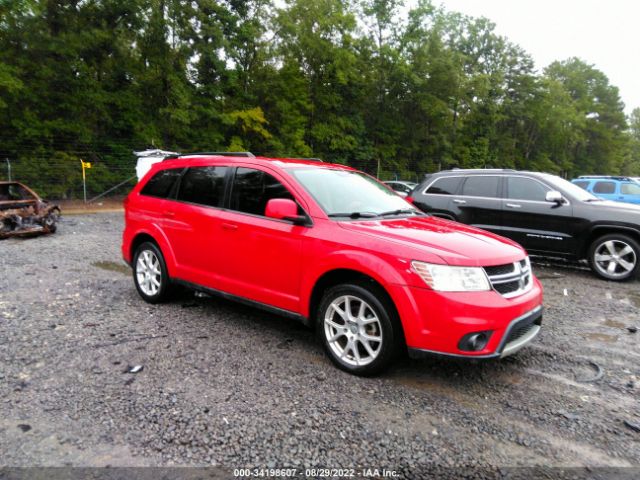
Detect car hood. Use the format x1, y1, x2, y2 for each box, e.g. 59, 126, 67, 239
338, 216, 525, 266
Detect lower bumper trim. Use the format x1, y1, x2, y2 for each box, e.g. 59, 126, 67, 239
407, 305, 543, 361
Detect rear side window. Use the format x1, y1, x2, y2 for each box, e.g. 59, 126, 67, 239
230, 167, 294, 216
461, 176, 499, 198
573, 181, 590, 190
176, 166, 227, 207
140, 168, 182, 198
593, 181, 616, 194
425, 177, 463, 195
506, 177, 549, 202
621, 183, 640, 195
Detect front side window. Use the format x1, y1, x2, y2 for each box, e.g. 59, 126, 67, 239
593, 181, 616, 194
140, 168, 183, 198
230, 167, 294, 216
460, 176, 499, 198
506, 177, 550, 202
425, 177, 462, 195
621, 183, 640, 195
176, 166, 227, 207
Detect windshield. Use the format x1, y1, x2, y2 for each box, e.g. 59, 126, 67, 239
290, 168, 418, 217
543, 174, 599, 201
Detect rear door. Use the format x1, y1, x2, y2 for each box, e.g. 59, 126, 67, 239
449, 175, 502, 233
500, 175, 576, 255
160, 166, 229, 287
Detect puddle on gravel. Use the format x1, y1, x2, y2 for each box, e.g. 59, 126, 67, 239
92, 261, 130, 275
625, 292, 640, 308
603, 318, 627, 329
586, 332, 618, 343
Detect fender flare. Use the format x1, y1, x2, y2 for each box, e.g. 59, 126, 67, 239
299, 250, 406, 319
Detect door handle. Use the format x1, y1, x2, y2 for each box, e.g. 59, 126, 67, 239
453, 199, 466, 204
221, 222, 238, 231
506, 203, 522, 209
163, 211, 175, 218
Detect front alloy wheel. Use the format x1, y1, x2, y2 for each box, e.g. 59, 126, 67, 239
318, 283, 401, 375
589, 234, 640, 281
324, 295, 383, 367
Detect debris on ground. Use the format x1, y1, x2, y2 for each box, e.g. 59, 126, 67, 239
627, 326, 638, 333
577, 361, 604, 383
0, 181, 60, 239
623, 420, 640, 433
126, 365, 144, 374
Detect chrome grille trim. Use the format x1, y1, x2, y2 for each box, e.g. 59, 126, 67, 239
484, 258, 532, 298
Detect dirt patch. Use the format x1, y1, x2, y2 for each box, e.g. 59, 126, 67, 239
92, 261, 130, 275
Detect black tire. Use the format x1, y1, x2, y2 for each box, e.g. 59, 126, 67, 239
316, 282, 402, 376
132, 241, 172, 303
43, 209, 60, 233
588, 233, 640, 281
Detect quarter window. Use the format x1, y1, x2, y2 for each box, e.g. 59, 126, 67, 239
176, 166, 227, 207
506, 177, 550, 202
593, 181, 616, 194
460, 176, 499, 198
425, 177, 463, 195
230, 168, 295, 216
140, 168, 183, 198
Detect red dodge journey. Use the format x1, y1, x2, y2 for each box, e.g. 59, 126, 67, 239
122, 154, 543, 375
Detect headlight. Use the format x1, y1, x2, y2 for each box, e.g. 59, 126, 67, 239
411, 261, 491, 292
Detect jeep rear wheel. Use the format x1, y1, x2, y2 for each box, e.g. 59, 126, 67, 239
588, 234, 640, 281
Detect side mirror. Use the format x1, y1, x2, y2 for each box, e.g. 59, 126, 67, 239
265, 198, 308, 225
545, 190, 563, 204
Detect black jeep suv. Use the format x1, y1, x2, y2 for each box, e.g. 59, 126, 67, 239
408, 169, 640, 281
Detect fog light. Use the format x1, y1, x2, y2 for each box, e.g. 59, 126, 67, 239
458, 331, 493, 352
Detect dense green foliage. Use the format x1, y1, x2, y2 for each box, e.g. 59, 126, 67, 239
0, 0, 637, 198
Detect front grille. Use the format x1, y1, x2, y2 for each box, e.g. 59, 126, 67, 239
484, 264, 515, 276
484, 258, 532, 298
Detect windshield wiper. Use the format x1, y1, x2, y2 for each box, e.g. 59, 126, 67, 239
378, 208, 423, 217
327, 211, 379, 219
585, 198, 603, 202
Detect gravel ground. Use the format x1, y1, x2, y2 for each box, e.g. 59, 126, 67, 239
0, 213, 639, 478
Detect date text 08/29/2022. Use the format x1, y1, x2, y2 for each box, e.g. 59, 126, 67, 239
233, 468, 399, 478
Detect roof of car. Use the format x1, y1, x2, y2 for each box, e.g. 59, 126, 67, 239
427, 168, 536, 177
159, 154, 355, 171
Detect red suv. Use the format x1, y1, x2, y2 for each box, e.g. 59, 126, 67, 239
122, 154, 543, 375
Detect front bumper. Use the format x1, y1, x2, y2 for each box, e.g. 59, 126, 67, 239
389, 277, 543, 358
407, 305, 542, 360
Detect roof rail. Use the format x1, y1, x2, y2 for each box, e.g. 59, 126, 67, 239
283, 157, 324, 162
578, 175, 630, 181
448, 168, 516, 172
163, 151, 255, 160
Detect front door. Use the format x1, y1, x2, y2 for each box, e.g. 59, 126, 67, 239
216, 167, 307, 313
500, 175, 576, 255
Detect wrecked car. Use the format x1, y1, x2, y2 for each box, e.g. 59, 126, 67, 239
0, 181, 60, 239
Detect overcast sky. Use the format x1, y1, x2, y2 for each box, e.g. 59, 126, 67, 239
415, 0, 640, 115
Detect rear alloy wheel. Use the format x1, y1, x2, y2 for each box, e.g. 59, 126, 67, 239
318, 283, 400, 376
133, 241, 171, 303
589, 234, 640, 281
